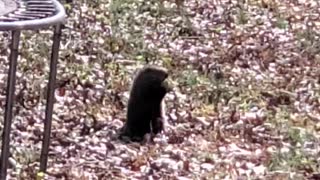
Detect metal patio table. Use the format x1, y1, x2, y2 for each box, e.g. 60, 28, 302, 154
0, 0, 66, 179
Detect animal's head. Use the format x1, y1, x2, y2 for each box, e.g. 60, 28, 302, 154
133, 65, 172, 98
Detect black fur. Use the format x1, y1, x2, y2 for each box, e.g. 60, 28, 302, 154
119, 66, 170, 142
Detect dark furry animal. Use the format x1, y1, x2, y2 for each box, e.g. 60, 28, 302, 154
119, 65, 171, 142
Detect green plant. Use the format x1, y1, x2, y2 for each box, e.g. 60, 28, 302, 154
275, 16, 289, 29
237, 8, 249, 25
268, 147, 317, 173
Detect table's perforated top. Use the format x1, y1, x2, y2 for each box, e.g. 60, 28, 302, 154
0, 0, 17, 16
0, 0, 66, 30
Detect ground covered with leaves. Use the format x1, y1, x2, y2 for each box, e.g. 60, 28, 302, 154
0, 0, 320, 179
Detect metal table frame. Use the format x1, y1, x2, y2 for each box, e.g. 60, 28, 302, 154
0, 0, 66, 179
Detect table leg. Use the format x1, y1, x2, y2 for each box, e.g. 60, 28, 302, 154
0, 30, 21, 180
39, 24, 62, 173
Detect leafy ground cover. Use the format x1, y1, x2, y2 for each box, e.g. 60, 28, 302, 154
0, 0, 319, 179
